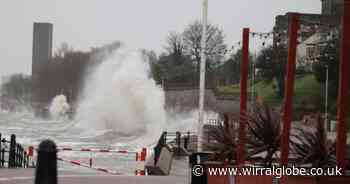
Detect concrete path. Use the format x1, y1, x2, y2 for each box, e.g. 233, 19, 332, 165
0, 169, 187, 184
170, 157, 190, 177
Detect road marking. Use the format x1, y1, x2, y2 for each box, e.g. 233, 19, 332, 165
0, 174, 125, 181
11, 177, 33, 180
0, 177, 33, 181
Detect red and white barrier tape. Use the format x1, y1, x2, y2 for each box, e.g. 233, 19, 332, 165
57, 157, 122, 175
57, 148, 138, 154
57, 147, 147, 162
30, 146, 148, 175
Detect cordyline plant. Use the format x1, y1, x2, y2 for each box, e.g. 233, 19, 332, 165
204, 114, 236, 163
290, 114, 336, 168
245, 104, 281, 167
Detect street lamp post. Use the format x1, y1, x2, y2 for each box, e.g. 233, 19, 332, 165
251, 53, 256, 107
325, 64, 329, 130
197, 0, 208, 152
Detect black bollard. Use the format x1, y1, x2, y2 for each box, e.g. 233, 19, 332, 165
15, 144, 18, 167
0, 133, 1, 167
176, 131, 181, 155
163, 132, 167, 145
8, 134, 16, 168
34, 139, 57, 184
19, 145, 24, 167
184, 132, 190, 150
190, 152, 210, 184
23, 151, 27, 168
1, 148, 4, 167
26, 154, 30, 168
16, 144, 19, 167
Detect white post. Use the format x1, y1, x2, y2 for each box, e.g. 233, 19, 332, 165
252, 51, 257, 106
197, 0, 208, 152
325, 64, 329, 131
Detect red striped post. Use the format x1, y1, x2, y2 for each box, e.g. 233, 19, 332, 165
141, 148, 147, 161
237, 28, 250, 165
28, 146, 34, 157
135, 170, 145, 176
136, 152, 139, 161
336, 0, 350, 173
89, 158, 92, 168
280, 13, 299, 167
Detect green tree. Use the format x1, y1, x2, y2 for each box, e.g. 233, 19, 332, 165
255, 45, 287, 97
312, 37, 340, 98
1, 74, 32, 102
312, 36, 350, 119
217, 49, 253, 85
157, 53, 195, 83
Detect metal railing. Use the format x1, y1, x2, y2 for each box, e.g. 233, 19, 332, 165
153, 131, 196, 165
0, 133, 30, 168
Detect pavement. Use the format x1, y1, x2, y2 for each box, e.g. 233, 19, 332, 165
0, 168, 188, 184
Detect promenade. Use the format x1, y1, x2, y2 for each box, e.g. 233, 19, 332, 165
0, 168, 187, 184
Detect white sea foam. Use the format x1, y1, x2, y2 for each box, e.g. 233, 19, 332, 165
49, 94, 70, 118
74, 48, 166, 145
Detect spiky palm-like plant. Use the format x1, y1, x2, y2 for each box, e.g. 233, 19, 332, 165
290, 114, 336, 168
246, 104, 281, 167
205, 114, 236, 163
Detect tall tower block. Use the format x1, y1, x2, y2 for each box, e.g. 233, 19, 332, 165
32, 22, 53, 104
321, 0, 344, 15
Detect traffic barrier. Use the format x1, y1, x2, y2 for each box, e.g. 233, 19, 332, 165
28, 146, 34, 156
57, 157, 122, 175
135, 147, 147, 176
57, 147, 138, 154
135, 169, 146, 176
30, 145, 148, 175
136, 147, 147, 161
27, 146, 35, 167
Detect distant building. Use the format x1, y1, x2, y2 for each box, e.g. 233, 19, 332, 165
32, 22, 53, 105
272, 0, 343, 73
297, 32, 323, 71
273, 0, 343, 47
322, 0, 344, 15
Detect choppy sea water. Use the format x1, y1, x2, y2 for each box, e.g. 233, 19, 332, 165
0, 111, 144, 175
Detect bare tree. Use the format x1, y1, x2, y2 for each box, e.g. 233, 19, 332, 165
164, 32, 184, 57
182, 20, 226, 71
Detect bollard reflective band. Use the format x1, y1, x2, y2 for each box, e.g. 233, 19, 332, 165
28, 146, 34, 156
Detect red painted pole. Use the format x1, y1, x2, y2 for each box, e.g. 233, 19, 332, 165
141, 147, 147, 161
237, 28, 249, 165
336, 0, 350, 173
280, 13, 299, 167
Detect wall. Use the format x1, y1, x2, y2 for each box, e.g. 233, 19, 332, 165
164, 89, 241, 113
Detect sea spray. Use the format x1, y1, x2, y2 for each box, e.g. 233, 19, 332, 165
49, 94, 70, 118
74, 49, 166, 144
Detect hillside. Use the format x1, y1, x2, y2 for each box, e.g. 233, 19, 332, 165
216, 74, 323, 119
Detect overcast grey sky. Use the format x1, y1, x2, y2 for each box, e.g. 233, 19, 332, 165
0, 0, 321, 78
